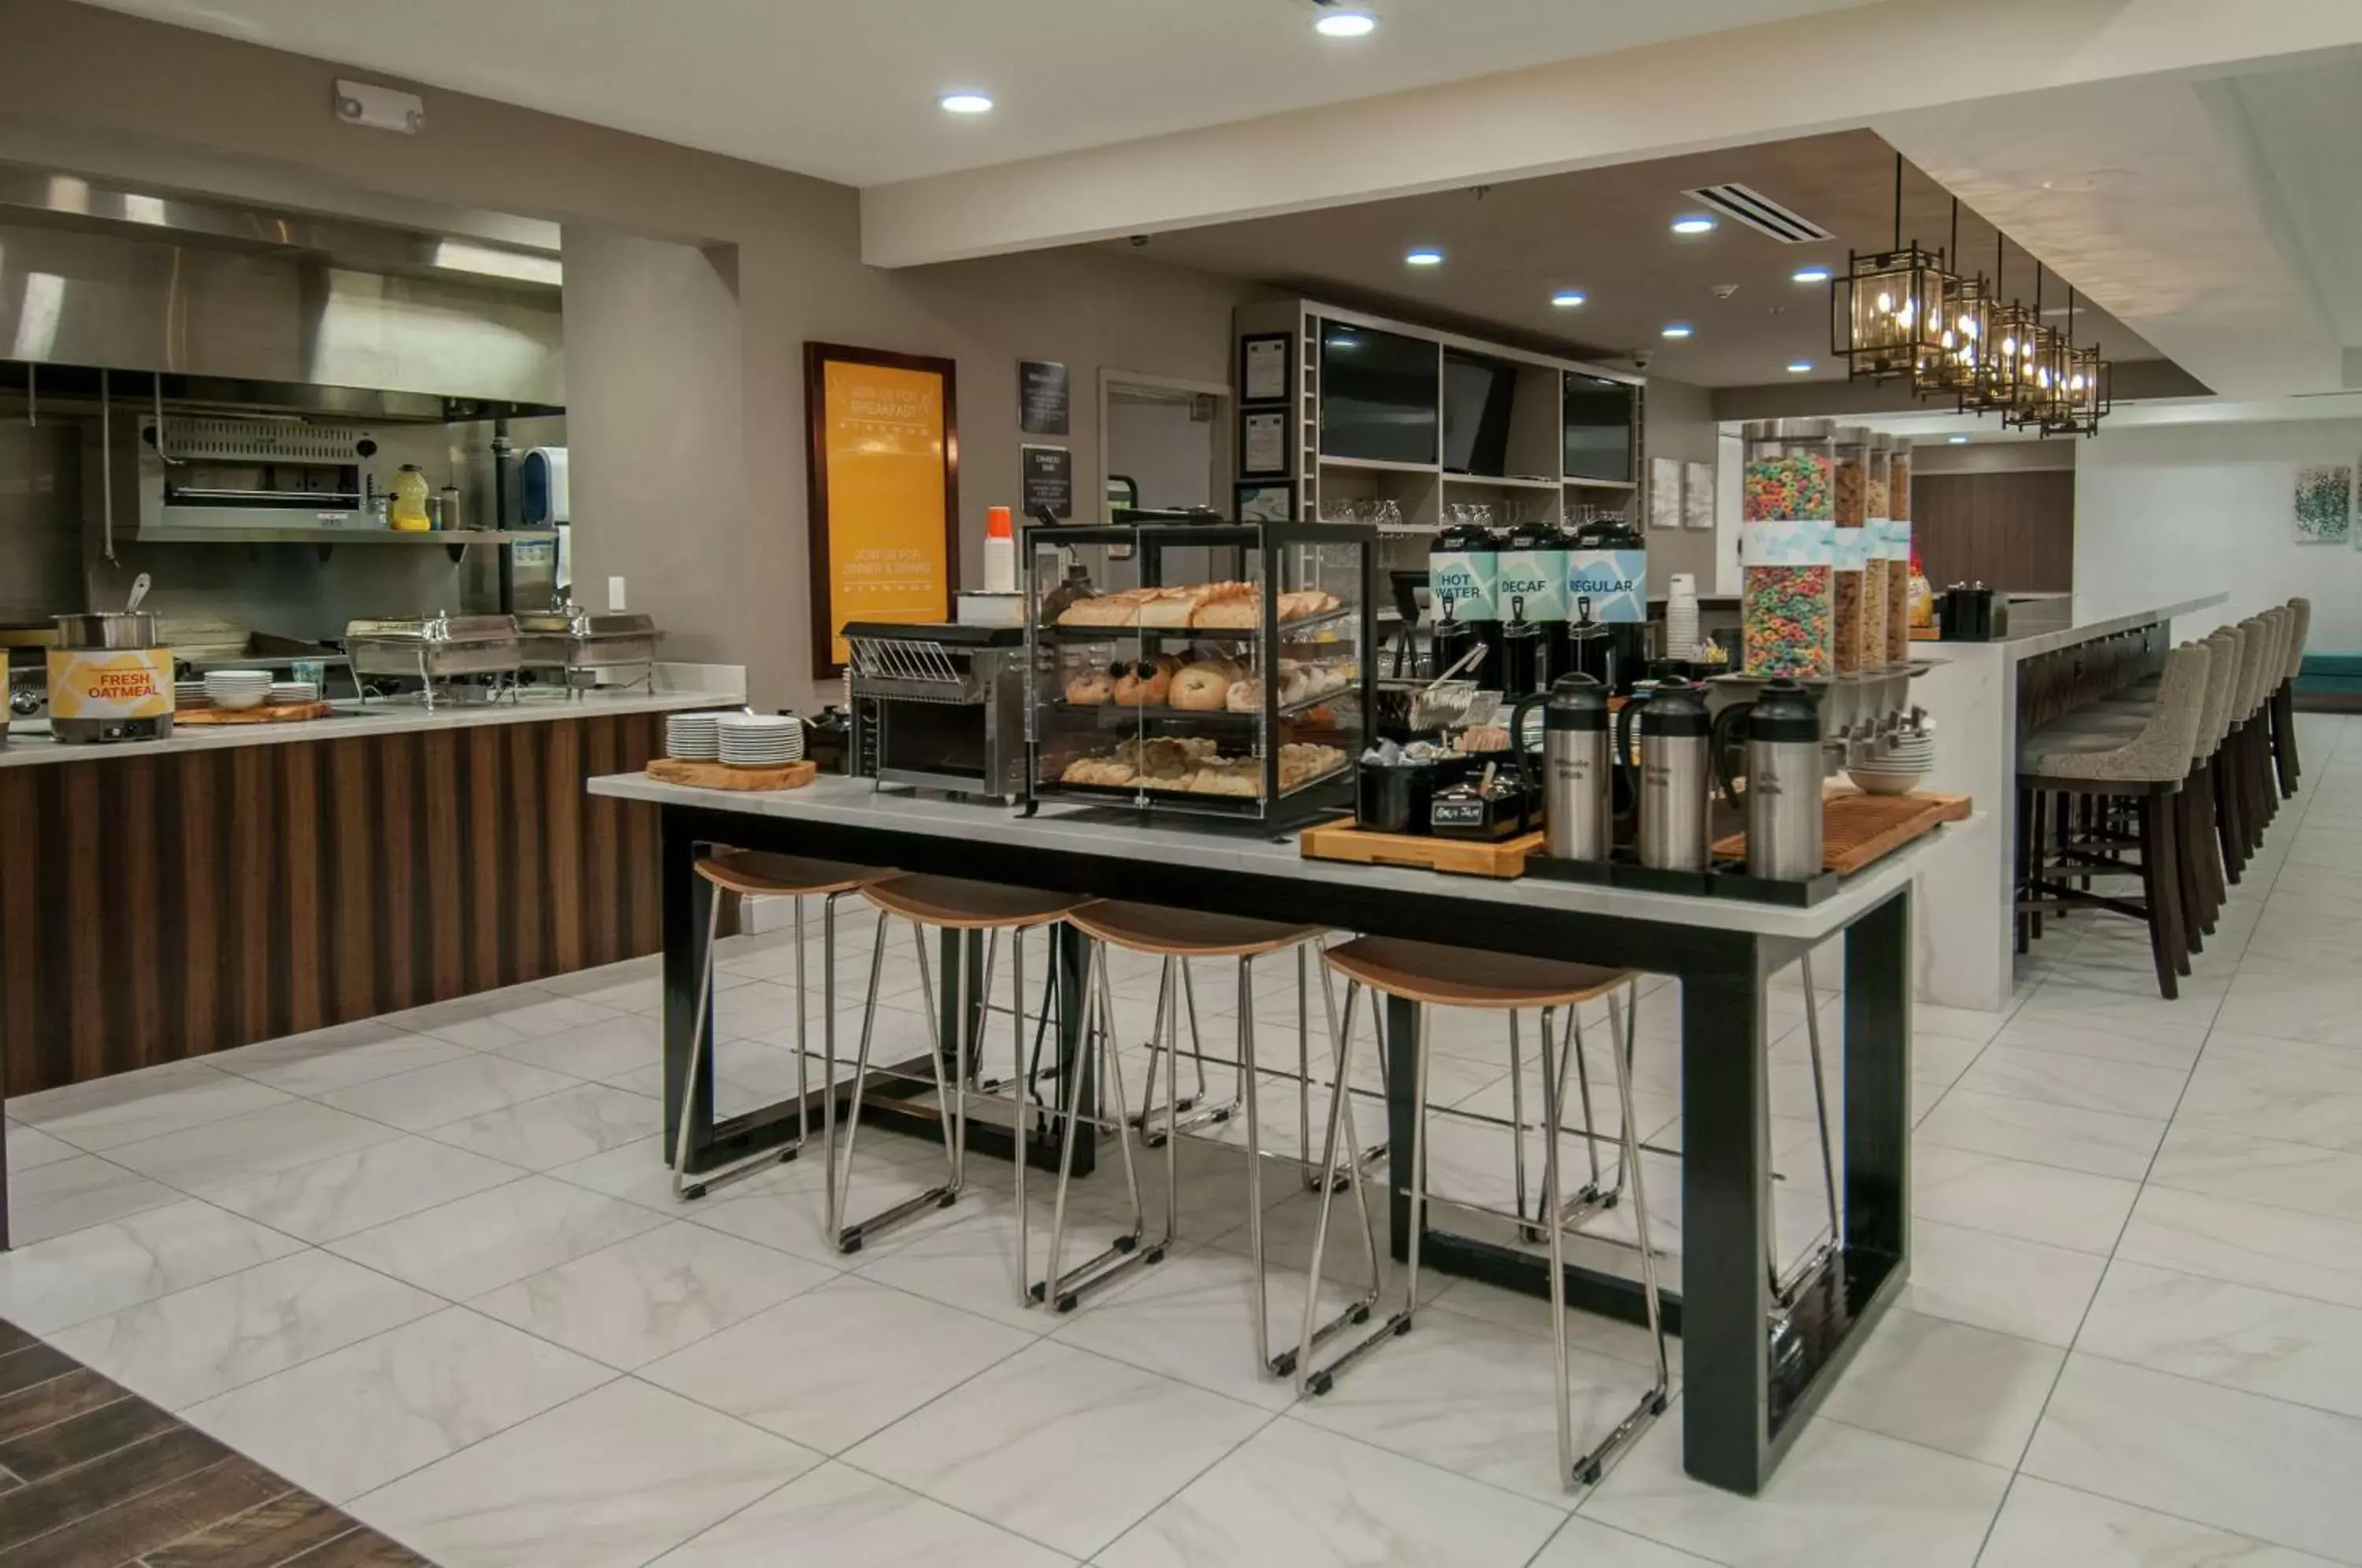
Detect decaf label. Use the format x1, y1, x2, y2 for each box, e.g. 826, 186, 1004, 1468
1431, 550, 1498, 622
1496, 548, 1568, 623
1565, 549, 1648, 625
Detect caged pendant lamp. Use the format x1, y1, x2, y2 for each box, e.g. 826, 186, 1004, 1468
1833, 153, 1957, 386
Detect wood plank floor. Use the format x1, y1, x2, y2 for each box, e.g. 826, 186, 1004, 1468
0, 1319, 431, 1567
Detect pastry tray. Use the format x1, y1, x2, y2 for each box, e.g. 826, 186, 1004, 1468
1047, 687, 1349, 724
1042, 605, 1357, 642
1045, 760, 1353, 805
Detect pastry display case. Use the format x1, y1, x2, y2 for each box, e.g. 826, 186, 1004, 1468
1023, 516, 1375, 828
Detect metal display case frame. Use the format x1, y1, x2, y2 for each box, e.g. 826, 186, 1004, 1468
1022, 516, 1375, 831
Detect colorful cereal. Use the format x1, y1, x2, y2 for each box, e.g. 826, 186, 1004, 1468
1742, 454, 1833, 522
1743, 564, 1834, 678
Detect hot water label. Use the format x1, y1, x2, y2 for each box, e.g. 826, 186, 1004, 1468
1430, 550, 1498, 621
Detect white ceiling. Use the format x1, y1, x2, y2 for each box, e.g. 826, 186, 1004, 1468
73, 0, 1879, 187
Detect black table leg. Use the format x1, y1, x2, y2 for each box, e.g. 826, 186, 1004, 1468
659, 810, 716, 1170
1844, 890, 1912, 1267
1679, 946, 1774, 1492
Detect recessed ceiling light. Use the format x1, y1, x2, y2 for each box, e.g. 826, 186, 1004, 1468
1786, 361, 1813, 374
1791, 267, 1831, 284
1314, 8, 1377, 36
2042, 168, 2131, 193
1661, 324, 1694, 339
1948, 435, 1971, 444
939, 91, 994, 114
1405, 247, 1443, 266
1550, 290, 1587, 309
1671, 215, 1717, 235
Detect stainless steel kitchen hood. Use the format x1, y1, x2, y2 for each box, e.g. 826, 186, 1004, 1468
0, 164, 565, 407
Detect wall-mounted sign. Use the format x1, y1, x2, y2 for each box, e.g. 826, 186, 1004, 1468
1022, 444, 1074, 520
1240, 408, 1290, 478
1018, 359, 1071, 436
1240, 333, 1291, 403
804, 342, 960, 672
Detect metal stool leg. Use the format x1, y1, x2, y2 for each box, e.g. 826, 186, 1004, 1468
1013, 923, 1032, 1308
1567, 982, 1671, 1487
831, 915, 963, 1253
1260, 952, 1378, 1379
1036, 941, 1160, 1311
1509, 1011, 1531, 1238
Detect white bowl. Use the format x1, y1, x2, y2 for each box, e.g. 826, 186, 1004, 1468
206, 686, 268, 710
1848, 768, 1924, 796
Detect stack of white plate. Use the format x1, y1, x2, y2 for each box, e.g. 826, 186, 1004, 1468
666, 711, 724, 761
202, 669, 274, 711
174, 680, 211, 707
717, 714, 805, 769
268, 679, 319, 706
1849, 730, 1935, 796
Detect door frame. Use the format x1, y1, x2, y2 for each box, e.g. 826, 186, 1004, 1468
1098, 368, 1232, 521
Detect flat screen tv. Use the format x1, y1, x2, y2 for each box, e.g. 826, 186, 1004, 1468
1442, 351, 1517, 477
1320, 322, 1438, 466
1564, 375, 1636, 483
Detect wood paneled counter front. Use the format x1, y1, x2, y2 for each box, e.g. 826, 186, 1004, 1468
0, 693, 733, 1094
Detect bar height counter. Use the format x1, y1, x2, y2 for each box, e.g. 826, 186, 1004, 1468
590, 770, 1956, 1496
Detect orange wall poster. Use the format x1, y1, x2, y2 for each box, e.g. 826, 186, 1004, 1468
804, 343, 961, 671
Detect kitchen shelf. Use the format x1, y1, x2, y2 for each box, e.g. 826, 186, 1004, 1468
1316, 455, 1441, 475
1562, 477, 1638, 490
1442, 473, 1562, 490
1044, 605, 1359, 643
135, 526, 558, 547
1050, 685, 1351, 725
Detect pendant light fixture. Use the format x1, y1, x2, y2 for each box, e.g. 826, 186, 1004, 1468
2001, 264, 2068, 431
1833, 153, 1957, 385
1916, 199, 1995, 401
2042, 288, 2112, 437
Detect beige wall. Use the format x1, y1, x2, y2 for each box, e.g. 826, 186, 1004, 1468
1, 0, 1255, 707
1643, 376, 1719, 589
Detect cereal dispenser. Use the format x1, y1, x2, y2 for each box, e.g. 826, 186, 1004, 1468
1886, 438, 1914, 663
1739, 419, 1836, 679
1831, 426, 1871, 675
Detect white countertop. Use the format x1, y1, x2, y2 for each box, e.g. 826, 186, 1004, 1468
0, 689, 746, 770
588, 771, 1957, 941
1927, 595, 2228, 663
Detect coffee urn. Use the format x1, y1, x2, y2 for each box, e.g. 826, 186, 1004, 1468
1614, 678, 1712, 871
1720, 679, 1827, 880
1509, 674, 1613, 862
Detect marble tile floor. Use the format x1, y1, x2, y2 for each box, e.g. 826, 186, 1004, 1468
0, 712, 2356, 1564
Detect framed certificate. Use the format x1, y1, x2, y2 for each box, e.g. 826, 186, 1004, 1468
1235, 482, 1294, 523
1240, 332, 1291, 404
1241, 408, 1291, 478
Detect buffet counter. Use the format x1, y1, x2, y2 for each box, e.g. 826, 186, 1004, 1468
590, 768, 1945, 1498
0, 683, 742, 1095
1909, 594, 2227, 1011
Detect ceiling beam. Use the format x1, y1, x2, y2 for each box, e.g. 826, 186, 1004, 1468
861, 0, 2362, 267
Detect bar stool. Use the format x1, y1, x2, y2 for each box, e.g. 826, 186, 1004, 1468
672, 850, 890, 1201
833, 873, 1086, 1257
2274, 597, 2311, 797
1296, 937, 1668, 1491
1039, 901, 1363, 1370
2019, 642, 2212, 997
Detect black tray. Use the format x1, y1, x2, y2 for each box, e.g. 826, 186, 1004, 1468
1523, 846, 1836, 905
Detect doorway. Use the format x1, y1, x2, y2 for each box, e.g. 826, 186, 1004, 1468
1100, 371, 1229, 521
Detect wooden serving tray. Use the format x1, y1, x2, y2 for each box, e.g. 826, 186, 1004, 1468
1712, 789, 1968, 876
646, 758, 817, 792
176, 701, 334, 726
1301, 819, 1543, 878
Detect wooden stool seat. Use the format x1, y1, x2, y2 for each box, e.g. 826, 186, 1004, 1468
1068, 900, 1324, 959
696, 849, 888, 899
862, 873, 1083, 931
1323, 936, 1633, 1011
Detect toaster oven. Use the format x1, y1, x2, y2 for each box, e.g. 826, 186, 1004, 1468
844, 622, 1028, 802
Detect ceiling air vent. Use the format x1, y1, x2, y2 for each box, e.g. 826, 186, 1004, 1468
1680, 183, 1834, 245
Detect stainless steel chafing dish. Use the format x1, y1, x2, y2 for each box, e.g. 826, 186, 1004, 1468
515, 602, 663, 695
345, 613, 522, 708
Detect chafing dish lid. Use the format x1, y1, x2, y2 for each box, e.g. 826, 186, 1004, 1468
345, 613, 520, 645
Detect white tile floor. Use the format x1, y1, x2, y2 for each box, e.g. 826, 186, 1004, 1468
6, 713, 2362, 1565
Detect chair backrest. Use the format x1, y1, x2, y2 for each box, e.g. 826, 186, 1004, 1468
2194, 632, 2237, 758
2234, 619, 2270, 721
2142, 642, 2214, 778
2258, 609, 2289, 712
2284, 597, 2311, 682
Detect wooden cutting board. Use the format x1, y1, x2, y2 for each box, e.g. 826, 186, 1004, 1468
1712, 789, 1968, 876
176, 701, 334, 726
1301, 819, 1543, 878
646, 757, 816, 792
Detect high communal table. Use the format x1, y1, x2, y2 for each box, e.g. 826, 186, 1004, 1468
590, 771, 1945, 1496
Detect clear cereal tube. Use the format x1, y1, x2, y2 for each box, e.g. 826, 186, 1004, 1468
1831, 425, 1871, 674
1740, 419, 1837, 678
1886, 439, 1914, 661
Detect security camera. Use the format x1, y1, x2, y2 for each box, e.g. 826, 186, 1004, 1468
1129, 235, 1150, 248
1629, 349, 1655, 371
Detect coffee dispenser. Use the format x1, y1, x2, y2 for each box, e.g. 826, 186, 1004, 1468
1613, 678, 1712, 871
1712, 679, 1826, 881
1509, 674, 1613, 862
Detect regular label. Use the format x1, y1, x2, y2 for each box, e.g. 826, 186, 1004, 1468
1741, 519, 1835, 569
1495, 548, 1568, 623
1565, 549, 1647, 625
1886, 520, 1913, 562
1430, 550, 1498, 622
